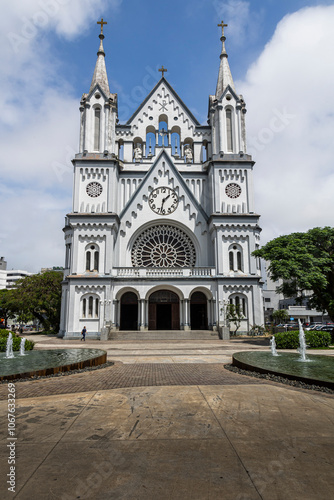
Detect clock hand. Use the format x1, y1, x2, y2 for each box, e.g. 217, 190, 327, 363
162, 194, 170, 203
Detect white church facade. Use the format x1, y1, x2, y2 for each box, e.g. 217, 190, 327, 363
59, 20, 264, 338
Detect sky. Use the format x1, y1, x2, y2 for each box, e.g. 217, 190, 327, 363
1, 0, 334, 272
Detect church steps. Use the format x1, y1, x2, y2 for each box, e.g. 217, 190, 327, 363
108, 330, 218, 341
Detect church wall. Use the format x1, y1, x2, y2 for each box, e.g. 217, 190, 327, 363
119, 175, 143, 211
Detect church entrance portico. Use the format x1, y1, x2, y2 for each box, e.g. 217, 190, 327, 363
148, 290, 180, 330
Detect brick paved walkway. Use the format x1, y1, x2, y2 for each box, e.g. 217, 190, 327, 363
0, 363, 265, 400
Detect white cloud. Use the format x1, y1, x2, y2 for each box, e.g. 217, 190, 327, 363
0, 0, 122, 271
0, 189, 71, 272
237, 5, 334, 244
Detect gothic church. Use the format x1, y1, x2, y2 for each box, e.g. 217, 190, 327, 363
59, 20, 264, 338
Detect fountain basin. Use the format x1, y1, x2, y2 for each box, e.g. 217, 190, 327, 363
232, 351, 334, 389
0, 348, 107, 381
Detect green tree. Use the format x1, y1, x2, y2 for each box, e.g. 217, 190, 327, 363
0, 289, 16, 328
253, 227, 334, 321
225, 303, 244, 335
272, 309, 289, 325
10, 271, 63, 332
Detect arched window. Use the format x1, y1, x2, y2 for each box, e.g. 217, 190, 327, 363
229, 294, 247, 317
89, 296, 93, 317
229, 251, 234, 271
171, 126, 181, 156
82, 294, 99, 318
146, 126, 156, 157
237, 251, 242, 271
158, 115, 168, 147
86, 252, 91, 272
94, 107, 101, 151
226, 108, 233, 152
85, 244, 99, 272
132, 225, 196, 268
228, 244, 243, 272
94, 251, 99, 271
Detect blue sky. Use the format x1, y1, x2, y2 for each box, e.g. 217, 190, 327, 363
1, 0, 334, 272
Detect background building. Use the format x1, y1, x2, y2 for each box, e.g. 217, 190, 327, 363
0, 257, 33, 290
262, 261, 329, 325
59, 22, 264, 339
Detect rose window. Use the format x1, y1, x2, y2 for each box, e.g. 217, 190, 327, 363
131, 225, 196, 268
86, 182, 103, 198
225, 183, 241, 199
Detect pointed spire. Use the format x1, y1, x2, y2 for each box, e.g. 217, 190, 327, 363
216, 21, 236, 98
89, 18, 110, 96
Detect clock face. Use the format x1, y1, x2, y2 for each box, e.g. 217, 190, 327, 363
149, 187, 178, 215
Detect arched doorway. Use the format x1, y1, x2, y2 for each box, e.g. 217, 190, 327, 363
120, 292, 138, 330
190, 292, 208, 330
148, 290, 180, 330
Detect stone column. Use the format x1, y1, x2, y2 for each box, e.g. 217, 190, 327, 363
140, 299, 146, 331
180, 300, 184, 329
184, 299, 190, 331
212, 298, 217, 331
208, 299, 213, 329
112, 299, 119, 330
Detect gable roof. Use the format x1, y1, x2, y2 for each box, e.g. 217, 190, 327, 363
126, 77, 200, 126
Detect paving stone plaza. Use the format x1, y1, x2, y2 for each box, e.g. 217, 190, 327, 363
1, 335, 333, 499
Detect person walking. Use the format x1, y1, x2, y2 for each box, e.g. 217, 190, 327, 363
81, 326, 87, 341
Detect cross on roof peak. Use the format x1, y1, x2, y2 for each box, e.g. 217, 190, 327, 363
97, 18, 107, 35
217, 20, 228, 37
159, 66, 167, 78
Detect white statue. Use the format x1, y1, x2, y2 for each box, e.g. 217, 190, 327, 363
185, 145, 193, 163
134, 146, 143, 162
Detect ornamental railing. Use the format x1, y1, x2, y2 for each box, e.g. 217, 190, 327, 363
115, 267, 215, 278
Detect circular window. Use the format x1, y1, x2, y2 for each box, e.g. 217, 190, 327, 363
225, 183, 241, 199
86, 182, 103, 198
132, 225, 196, 268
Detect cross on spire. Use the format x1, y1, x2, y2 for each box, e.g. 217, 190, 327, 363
159, 66, 167, 78
218, 20, 228, 37
97, 18, 107, 34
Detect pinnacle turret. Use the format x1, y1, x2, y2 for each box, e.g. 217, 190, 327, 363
216, 20, 236, 98
89, 18, 110, 96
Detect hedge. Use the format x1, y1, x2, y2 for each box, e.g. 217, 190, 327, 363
0, 331, 35, 353
274, 330, 331, 349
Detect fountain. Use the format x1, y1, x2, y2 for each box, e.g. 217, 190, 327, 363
270, 336, 279, 356
232, 320, 333, 388
5, 332, 15, 359
297, 319, 308, 361
20, 338, 26, 356
0, 348, 108, 381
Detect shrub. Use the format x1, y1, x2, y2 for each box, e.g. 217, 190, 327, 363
274, 330, 331, 349
274, 331, 300, 349
305, 330, 331, 348
0, 331, 34, 353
